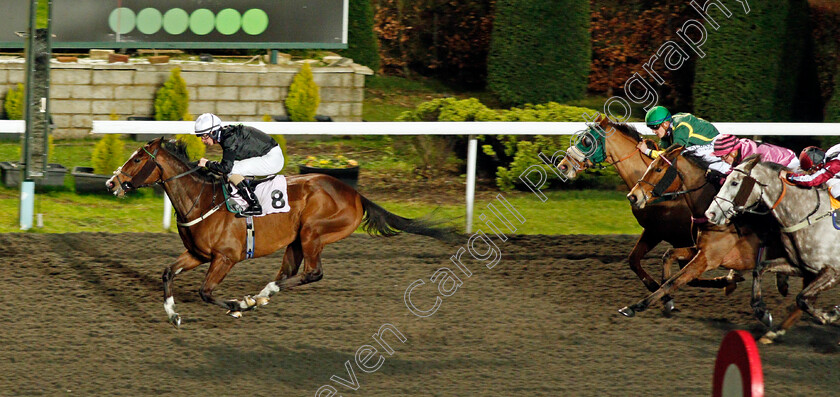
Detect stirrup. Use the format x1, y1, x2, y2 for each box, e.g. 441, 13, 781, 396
240, 207, 262, 216
832, 209, 840, 230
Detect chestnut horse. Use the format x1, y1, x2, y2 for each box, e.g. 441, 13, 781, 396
557, 116, 734, 314
106, 138, 455, 327
623, 147, 803, 344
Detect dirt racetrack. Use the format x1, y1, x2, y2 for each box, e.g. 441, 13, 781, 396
1, 232, 838, 396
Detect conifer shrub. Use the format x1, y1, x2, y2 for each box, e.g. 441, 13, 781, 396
285, 63, 320, 122
91, 134, 125, 175
4, 83, 24, 120
262, 114, 287, 172
694, 0, 810, 121
487, 0, 590, 105
154, 67, 189, 121
341, 0, 379, 70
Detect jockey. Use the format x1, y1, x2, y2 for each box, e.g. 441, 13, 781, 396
711, 134, 801, 170
195, 113, 285, 216
781, 144, 840, 200
637, 106, 730, 176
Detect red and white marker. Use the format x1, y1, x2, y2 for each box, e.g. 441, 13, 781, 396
712, 330, 764, 397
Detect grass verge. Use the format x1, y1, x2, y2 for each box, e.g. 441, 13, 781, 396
0, 185, 640, 235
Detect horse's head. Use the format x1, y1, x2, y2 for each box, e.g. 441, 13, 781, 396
626, 146, 686, 209
558, 117, 611, 179
706, 155, 764, 225
106, 137, 166, 197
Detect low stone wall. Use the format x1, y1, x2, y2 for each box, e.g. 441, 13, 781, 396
0, 60, 372, 138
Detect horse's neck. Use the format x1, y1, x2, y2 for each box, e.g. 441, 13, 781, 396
679, 159, 717, 217
605, 135, 650, 189
159, 156, 220, 218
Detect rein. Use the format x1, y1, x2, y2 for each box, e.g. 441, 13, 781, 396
638, 154, 708, 203
606, 147, 643, 167
117, 143, 221, 227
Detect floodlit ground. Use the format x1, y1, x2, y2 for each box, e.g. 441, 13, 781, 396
1, 233, 837, 396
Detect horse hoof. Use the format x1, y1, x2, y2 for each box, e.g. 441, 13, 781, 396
169, 314, 181, 328
662, 299, 676, 317
724, 282, 738, 296
758, 336, 774, 345
227, 310, 242, 319
618, 306, 636, 317
756, 311, 773, 329
244, 295, 257, 308
255, 296, 270, 306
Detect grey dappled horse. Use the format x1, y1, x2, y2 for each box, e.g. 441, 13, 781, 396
706, 155, 840, 337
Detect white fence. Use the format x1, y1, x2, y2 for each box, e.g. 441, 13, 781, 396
91, 120, 840, 231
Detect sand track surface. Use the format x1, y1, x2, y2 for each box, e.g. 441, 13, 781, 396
0, 233, 837, 396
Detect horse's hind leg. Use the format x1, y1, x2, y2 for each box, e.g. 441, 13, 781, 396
248, 238, 304, 307
795, 267, 840, 325
162, 251, 203, 327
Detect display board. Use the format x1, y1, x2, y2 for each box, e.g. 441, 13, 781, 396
0, 0, 348, 49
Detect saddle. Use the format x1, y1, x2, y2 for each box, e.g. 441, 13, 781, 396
221, 175, 291, 217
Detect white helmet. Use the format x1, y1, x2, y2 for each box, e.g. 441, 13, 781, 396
195, 113, 222, 141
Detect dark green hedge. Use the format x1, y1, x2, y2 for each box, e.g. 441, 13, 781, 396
828, 67, 840, 123
487, 0, 590, 106
694, 0, 813, 121
340, 0, 380, 71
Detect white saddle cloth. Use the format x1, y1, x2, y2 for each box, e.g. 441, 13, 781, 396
229, 175, 291, 216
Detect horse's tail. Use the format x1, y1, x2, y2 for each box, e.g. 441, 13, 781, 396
359, 195, 459, 243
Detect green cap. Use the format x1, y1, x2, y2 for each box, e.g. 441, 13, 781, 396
645, 106, 671, 127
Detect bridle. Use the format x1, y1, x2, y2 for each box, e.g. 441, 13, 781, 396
113, 146, 200, 191
637, 153, 708, 202
713, 166, 828, 232
111, 143, 218, 222
567, 125, 646, 170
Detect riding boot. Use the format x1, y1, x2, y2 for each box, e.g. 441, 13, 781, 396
236, 180, 263, 216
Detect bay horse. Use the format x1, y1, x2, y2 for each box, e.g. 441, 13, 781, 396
624, 147, 803, 344
707, 155, 840, 330
557, 116, 735, 314
106, 138, 455, 327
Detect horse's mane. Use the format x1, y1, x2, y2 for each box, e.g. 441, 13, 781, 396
160, 139, 220, 182
606, 121, 643, 142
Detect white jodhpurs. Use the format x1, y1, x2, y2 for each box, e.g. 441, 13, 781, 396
229, 146, 285, 177
684, 143, 731, 174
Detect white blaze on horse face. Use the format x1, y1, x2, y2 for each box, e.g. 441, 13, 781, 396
705, 198, 728, 225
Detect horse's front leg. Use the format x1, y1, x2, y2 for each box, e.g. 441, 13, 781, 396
163, 251, 204, 328
619, 249, 713, 317
628, 230, 663, 292
199, 254, 246, 318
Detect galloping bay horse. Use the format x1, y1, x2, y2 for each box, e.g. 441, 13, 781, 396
624, 147, 803, 344
557, 116, 733, 314
106, 138, 455, 327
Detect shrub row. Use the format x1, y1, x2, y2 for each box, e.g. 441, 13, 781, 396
397, 97, 621, 190
340, 0, 380, 71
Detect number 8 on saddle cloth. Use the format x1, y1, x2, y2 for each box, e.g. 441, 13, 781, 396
223, 175, 292, 216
